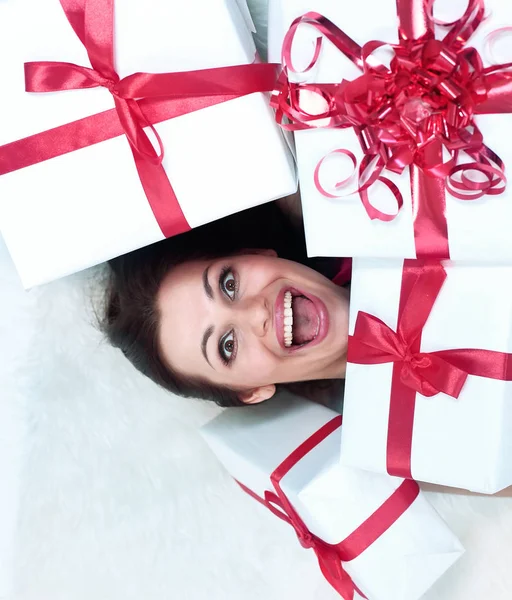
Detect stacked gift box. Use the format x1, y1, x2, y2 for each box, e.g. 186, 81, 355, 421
3, 0, 512, 598
202, 394, 464, 600
0, 0, 297, 288
267, 0, 512, 495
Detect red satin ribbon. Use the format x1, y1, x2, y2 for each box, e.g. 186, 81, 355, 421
272, 0, 512, 258
0, 0, 280, 238
236, 416, 420, 599
348, 260, 512, 479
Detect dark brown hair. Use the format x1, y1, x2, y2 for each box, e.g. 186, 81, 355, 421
101, 202, 342, 407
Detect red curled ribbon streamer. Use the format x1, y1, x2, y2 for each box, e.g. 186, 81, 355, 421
0, 0, 281, 238
271, 0, 512, 258
236, 416, 420, 599
348, 260, 512, 479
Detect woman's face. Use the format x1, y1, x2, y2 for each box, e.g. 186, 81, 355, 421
157, 252, 350, 403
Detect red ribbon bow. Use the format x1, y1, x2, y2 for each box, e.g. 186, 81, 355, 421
0, 0, 280, 238
348, 260, 512, 478
271, 0, 512, 258
25, 0, 168, 167
237, 416, 420, 599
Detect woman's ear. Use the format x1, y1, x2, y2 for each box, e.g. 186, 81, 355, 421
257, 248, 278, 257
238, 384, 276, 405
241, 248, 277, 258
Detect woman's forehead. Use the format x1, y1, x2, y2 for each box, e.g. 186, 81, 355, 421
158, 259, 206, 314
157, 260, 209, 374
162, 258, 207, 290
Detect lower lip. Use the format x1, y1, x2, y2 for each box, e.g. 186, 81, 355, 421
274, 287, 330, 351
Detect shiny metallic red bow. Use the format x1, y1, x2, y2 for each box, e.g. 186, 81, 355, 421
271, 0, 512, 257
348, 263, 470, 398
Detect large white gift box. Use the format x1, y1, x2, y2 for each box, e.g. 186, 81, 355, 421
341, 258, 512, 494
0, 0, 296, 288
201, 393, 463, 600
267, 0, 512, 261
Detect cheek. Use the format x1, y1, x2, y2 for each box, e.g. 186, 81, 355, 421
245, 263, 280, 290
239, 344, 280, 383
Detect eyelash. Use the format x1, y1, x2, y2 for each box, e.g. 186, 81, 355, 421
218, 266, 238, 365
218, 330, 236, 366
219, 266, 238, 301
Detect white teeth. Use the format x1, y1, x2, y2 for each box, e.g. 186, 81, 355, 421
283, 290, 294, 347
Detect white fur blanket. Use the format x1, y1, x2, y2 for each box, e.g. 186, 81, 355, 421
2, 2, 512, 598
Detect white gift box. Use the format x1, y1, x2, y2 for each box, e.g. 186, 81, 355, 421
341, 258, 512, 494
0, 0, 296, 288
267, 0, 512, 261
201, 393, 463, 600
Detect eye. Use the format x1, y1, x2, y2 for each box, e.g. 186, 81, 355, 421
220, 267, 237, 301
219, 330, 236, 365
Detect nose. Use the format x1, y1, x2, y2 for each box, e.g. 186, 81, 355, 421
238, 293, 271, 338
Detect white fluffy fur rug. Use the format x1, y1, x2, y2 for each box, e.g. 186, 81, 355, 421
2, 2, 512, 599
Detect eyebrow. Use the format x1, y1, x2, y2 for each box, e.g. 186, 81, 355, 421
201, 265, 215, 369
201, 325, 214, 369
202, 266, 213, 300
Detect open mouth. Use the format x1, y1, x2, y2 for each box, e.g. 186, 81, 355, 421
282, 289, 320, 348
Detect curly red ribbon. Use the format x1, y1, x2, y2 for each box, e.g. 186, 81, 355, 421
271, 0, 512, 258
236, 416, 420, 600
0, 0, 280, 238
348, 260, 512, 478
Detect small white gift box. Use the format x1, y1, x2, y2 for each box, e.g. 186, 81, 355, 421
0, 0, 296, 288
201, 393, 463, 600
342, 258, 512, 494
